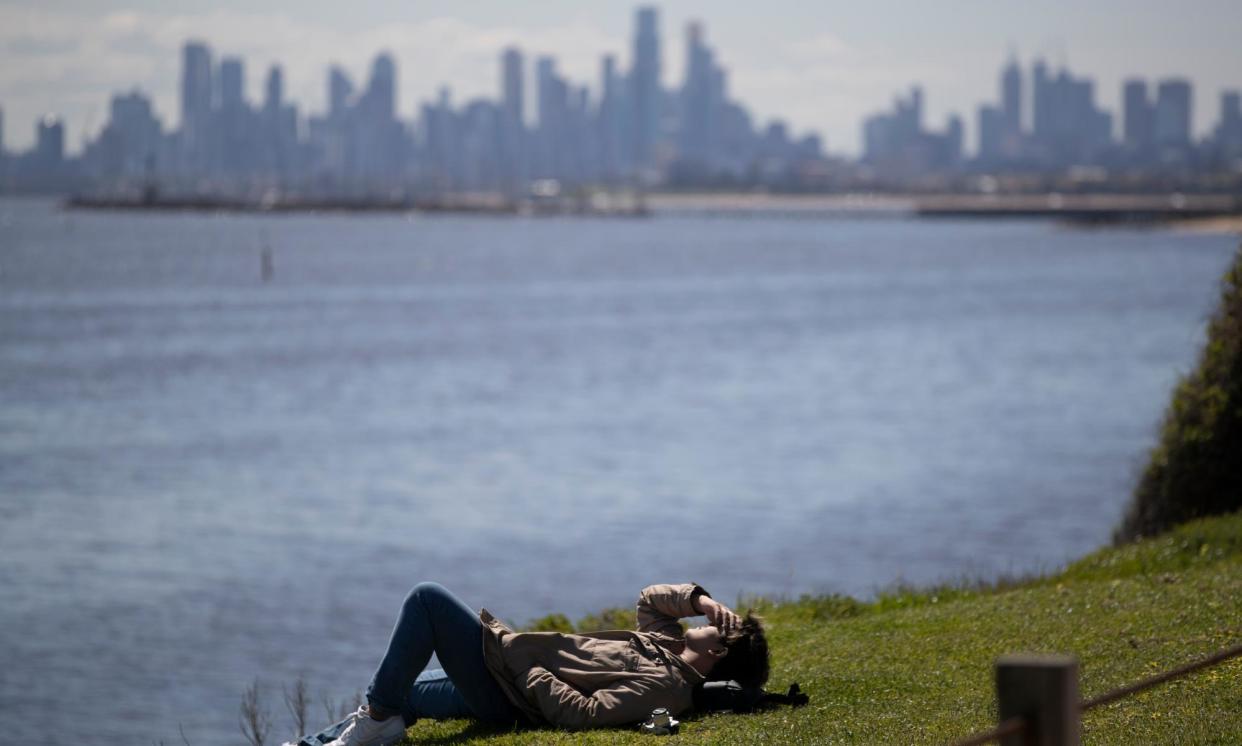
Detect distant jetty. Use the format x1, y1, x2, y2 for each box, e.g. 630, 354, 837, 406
63, 190, 1242, 225
64, 189, 650, 218
652, 192, 1242, 225
912, 192, 1242, 224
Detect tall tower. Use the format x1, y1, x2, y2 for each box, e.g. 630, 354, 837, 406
219, 57, 245, 111
365, 54, 396, 121
328, 66, 353, 120
502, 48, 524, 127
1122, 79, 1153, 149
36, 115, 65, 164
1031, 59, 1050, 142
679, 21, 718, 164
265, 65, 284, 113
535, 55, 564, 179
500, 47, 525, 188
1001, 57, 1022, 136
599, 54, 623, 178
1154, 79, 1192, 146
180, 41, 213, 163
630, 6, 661, 172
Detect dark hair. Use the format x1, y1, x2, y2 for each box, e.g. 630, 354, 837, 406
707, 612, 769, 689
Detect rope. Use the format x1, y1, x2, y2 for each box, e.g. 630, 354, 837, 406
1080, 641, 1242, 711
948, 641, 1242, 745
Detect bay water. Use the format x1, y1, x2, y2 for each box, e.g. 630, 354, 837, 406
0, 197, 1235, 743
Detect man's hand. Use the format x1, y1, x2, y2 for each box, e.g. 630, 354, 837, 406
695, 594, 742, 635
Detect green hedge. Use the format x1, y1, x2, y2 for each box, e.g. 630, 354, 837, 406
1116, 244, 1242, 542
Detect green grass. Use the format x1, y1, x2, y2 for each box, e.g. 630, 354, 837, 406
383, 511, 1242, 744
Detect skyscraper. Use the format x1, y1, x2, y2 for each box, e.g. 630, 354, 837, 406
499, 48, 526, 189
502, 48, 524, 127
94, 90, 162, 180
364, 54, 396, 121
1154, 79, 1192, 147
329, 66, 353, 120
356, 53, 400, 182
535, 55, 567, 179
679, 21, 718, 165
977, 105, 1004, 161
265, 65, 283, 113
219, 57, 245, 111
1218, 91, 1242, 154
216, 57, 250, 175
599, 54, 623, 178
1221, 92, 1241, 130
630, 6, 661, 172
495, 48, 525, 189
36, 115, 65, 164
945, 114, 964, 163
261, 64, 297, 178
180, 41, 213, 164
1032, 59, 1051, 142
1123, 79, 1154, 149
1001, 56, 1022, 136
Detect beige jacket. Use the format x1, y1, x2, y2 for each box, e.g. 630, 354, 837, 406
479, 583, 709, 729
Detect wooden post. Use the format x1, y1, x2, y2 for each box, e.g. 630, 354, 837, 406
995, 655, 1080, 746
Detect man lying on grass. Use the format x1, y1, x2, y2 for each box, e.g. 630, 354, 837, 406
318, 582, 769, 745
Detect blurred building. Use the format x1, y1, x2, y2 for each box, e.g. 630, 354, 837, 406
1213, 90, 1242, 160
329, 66, 353, 120
630, 6, 661, 176
1154, 79, 1192, 147
216, 56, 252, 177
597, 54, 625, 180
180, 41, 213, 174
12, 114, 75, 192
678, 22, 717, 166
1001, 56, 1022, 139
82, 90, 163, 185
976, 56, 1028, 166
36, 115, 64, 165
1030, 58, 1112, 166
500, 47, 526, 190
1123, 80, 1155, 152
261, 65, 300, 182
17, 8, 1239, 198
864, 86, 960, 178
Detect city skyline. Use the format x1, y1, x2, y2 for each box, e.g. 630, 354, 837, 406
3, 0, 1241, 156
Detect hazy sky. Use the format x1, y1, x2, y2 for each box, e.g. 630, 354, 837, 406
2, 0, 1240, 156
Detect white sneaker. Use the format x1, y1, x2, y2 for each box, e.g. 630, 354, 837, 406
325, 707, 406, 746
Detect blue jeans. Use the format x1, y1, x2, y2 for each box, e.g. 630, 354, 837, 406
366, 582, 520, 725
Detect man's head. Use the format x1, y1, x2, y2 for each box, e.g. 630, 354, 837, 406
688, 612, 769, 689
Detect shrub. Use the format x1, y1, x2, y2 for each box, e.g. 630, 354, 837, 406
524, 613, 575, 633
575, 607, 637, 633
1116, 245, 1242, 542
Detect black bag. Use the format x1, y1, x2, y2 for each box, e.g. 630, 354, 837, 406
693, 680, 809, 714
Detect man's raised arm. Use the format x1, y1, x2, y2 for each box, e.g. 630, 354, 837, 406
636, 583, 745, 637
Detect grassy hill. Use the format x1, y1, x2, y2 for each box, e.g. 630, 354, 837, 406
391, 511, 1242, 744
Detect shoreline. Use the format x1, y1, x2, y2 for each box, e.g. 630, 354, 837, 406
24, 190, 1242, 233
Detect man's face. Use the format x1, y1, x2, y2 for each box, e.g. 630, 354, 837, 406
684, 624, 726, 656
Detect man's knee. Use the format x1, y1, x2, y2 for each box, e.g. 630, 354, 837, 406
403, 581, 449, 612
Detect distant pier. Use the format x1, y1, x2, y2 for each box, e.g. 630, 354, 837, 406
912, 193, 1242, 224
63, 191, 1242, 225
64, 190, 650, 218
